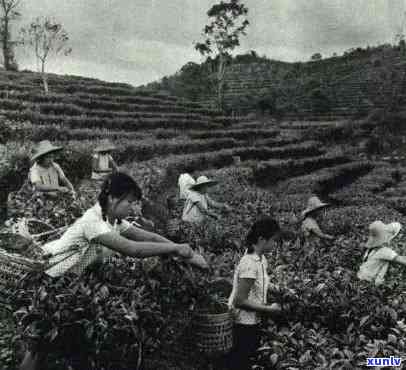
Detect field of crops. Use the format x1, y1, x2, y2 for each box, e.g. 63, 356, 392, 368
1, 71, 406, 369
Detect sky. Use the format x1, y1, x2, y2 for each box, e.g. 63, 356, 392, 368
10, 0, 406, 87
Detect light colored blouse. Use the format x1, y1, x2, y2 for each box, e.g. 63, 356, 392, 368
29, 162, 65, 187
41, 203, 131, 277
228, 253, 270, 325
182, 190, 208, 224
92, 153, 114, 180
301, 217, 324, 246
357, 246, 398, 286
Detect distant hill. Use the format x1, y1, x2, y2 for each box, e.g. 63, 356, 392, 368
140, 43, 406, 119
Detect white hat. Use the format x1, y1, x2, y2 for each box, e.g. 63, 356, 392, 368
178, 173, 196, 200
301, 196, 329, 217
366, 221, 402, 249
190, 176, 218, 191
31, 140, 63, 162
94, 141, 116, 153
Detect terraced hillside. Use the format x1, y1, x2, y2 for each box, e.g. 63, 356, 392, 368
145, 45, 406, 120
2, 68, 406, 368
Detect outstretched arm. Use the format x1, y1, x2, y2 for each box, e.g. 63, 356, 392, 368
59, 174, 75, 193
93, 231, 192, 259
120, 224, 209, 269
55, 164, 75, 193
122, 224, 171, 243
393, 255, 406, 266
206, 195, 231, 211
309, 222, 334, 240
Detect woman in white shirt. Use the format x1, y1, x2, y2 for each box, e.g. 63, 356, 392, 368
182, 175, 231, 224
19, 172, 208, 370
29, 140, 76, 197
91, 143, 119, 181
227, 217, 285, 370
357, 220, 406, 286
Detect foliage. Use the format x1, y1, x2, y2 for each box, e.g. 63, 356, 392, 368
0, 0, 21, 71
195, 0, 249, 109
160, 62, 215, 101
253, 152, 350, 186
309, 88, 332, 113
11, 256, 231, 369
310, 52, 322, 61
20, 16, 71, 93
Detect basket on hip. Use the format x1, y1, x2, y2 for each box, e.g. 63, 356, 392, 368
191, 310, 233, 355
0, 248, 44, 303
0, 218, 69, 304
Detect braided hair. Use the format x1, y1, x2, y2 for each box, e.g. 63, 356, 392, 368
246, 217, 281, 253
98, 172, 142, 224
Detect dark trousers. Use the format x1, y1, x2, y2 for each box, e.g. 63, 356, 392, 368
227, 324, 260, 370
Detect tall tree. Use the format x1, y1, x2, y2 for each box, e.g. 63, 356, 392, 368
20, 17, 71, 93
195, 0, 249, 110
0, 0, 21, 70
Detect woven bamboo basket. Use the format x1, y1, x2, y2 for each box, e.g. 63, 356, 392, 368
192, 309, 233, 355
0, 218, 68, 304
0, 248, 44, 303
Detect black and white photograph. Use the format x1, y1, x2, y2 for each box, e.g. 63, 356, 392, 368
0, 1, 406, 369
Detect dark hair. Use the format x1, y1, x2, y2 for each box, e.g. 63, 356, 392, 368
166, 195, 177, 210
98, 172, 142, 223
246, 217, 281, 253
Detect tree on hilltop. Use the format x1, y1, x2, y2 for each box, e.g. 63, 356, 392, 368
20, 16, 72, 93
195, 0, 249, 111
0, 0, 21, 70
311, 53, 322, 61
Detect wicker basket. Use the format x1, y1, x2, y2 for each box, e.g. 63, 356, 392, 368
0, 218, 68, 304
192, 310, 233, 355
0, 248, 44, 304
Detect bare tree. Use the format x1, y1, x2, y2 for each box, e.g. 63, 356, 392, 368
0, 0, 21, 70
20, 17, 71, 93
195, 0, 249, 110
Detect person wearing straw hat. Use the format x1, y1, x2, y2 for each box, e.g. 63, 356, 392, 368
182, 175, 231, 225
300, 196, 334, 247
29, 140, 76, 197
357, 221, 406, 286
91, 141, 119, 181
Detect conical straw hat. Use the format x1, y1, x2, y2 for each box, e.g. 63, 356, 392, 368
301, 196, 329, 217
31, 140, 63, 162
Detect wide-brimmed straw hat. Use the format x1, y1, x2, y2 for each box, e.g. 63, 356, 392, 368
301, 196, 329, 217
365, 220, 402, 249
94, 142, 116, 153
190, 176, 218, 191
31, 140, 63, 162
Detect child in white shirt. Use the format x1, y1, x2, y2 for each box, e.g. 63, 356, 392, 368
29, 141, 76, 197
357, 220, 406, 286
91, 143, 118, 181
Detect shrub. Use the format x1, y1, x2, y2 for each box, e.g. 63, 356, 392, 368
253, 154, 350, 185
309, 88, 331, 113
12, 257, 227, 369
